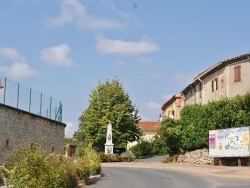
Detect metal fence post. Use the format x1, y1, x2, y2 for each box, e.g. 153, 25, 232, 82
3, 77, 6, 104
50, 97, 52, 118
17, 83, 20, 109
55, 107, 57, 120
29, 88, 32, 112
59, 101, 62, 122
40, 93, 42, 115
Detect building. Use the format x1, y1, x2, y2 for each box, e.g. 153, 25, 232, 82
127, 121, 160, 149
138, 121, 161, 142
183, 53, 250, 105
161, 52, 250, 119
161, 93, 185, 120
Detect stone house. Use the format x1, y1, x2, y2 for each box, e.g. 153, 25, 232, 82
161, 52, 250, 119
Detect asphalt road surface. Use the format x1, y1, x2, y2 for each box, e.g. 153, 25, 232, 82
88, 166, 250, 188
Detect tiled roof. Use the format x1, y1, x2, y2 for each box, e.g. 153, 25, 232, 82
138, 121, 160, 131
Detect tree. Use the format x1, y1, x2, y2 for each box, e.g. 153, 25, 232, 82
157, 118, 181, 155
75, 78, 142, 151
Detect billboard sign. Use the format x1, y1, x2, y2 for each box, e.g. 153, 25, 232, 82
209, 126, 250, 157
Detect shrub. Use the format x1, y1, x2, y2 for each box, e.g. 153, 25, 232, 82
75, 144, 101, 182
99, 153, 121, 162
120, 150, 135, 162
157, 118, 181, 156
0, 142, 78, 188
46, 154, 78, 188
130, 141, 152, 159
151, 138, 168, 156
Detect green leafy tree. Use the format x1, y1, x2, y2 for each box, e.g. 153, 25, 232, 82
151, 137, 168, 156
157, 118, 181, 155
75, 78, 142, 151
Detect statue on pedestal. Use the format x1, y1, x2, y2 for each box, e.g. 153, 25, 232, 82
105, 122, 114, 154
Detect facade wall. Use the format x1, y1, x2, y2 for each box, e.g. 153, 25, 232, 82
141, 131, 157, 142
200, 67, 227, 104
163, 102, 175, 118
0, 104, 65, 165
127, 131, 157, 149
184, 87, 196, 105
162, 95, 184, 120
227, 59, 250, 97
185, 59, 250, 105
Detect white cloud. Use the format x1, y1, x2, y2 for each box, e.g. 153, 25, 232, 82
40, 44, 75, 67
0, 62, 39, 79
96, 36, 159, 56
0, 47, 39, 80
65, 121, 78, 137
0, 47, 26, 62
47, 0, 124, 29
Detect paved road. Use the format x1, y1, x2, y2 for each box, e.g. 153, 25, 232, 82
88, 155, 250, 188
89, 166, 216, 188
88, 166, 250, 188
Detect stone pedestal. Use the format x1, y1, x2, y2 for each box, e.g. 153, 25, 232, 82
105, 122, 114, 154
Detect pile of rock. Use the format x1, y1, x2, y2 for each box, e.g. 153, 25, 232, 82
177, 148, 213, 165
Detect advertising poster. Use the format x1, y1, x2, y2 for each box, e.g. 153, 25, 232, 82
209, 126, 250, 157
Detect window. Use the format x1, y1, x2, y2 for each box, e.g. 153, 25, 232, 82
234, 65, 241, 82
199, 83, 202, 99
212, 78, 218, 92
215, 78, 218, 90
211, 80, 214, 92
172, 110, 175, 117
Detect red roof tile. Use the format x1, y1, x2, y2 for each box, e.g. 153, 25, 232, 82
138, 121, 160, 131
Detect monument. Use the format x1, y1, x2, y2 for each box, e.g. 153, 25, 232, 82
105, 122, 114, 154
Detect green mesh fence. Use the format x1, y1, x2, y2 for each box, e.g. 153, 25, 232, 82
0, 76, 62, 122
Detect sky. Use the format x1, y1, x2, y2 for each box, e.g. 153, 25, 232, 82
1, 0, 250, 137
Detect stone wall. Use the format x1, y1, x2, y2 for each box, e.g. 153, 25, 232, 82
177, 148, 249, 166
177, 148, 213, 165
0, 104, 66, 165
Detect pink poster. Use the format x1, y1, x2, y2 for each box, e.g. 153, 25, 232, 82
209, 134, 216, 149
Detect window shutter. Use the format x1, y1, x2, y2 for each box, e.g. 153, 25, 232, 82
211, 80, 214, 92
234, 66, 241, 82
